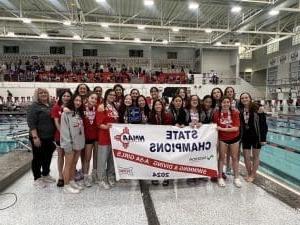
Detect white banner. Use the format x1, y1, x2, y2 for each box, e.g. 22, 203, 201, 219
110, 124, 218, 180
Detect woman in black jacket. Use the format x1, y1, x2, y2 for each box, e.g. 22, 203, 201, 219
168, 95, 189, 127
27, 88, 56, 187
239, 92, 268, 183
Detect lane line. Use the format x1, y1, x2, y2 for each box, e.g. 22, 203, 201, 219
139, 181, 160, 225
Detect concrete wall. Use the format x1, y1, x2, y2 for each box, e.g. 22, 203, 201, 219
202, 49, 237, 78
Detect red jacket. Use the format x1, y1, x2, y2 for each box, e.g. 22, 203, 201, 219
96, 104, 119, 145
213, 110, 240, 141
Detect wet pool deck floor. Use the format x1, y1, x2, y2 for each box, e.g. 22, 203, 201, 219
1, 156, 300, 225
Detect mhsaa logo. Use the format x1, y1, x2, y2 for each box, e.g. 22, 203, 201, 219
114, 127, 145, 149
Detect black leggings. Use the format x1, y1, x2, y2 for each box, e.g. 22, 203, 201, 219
30, 137, 56, 180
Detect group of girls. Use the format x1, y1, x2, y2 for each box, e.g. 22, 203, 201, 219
27, 83, 268, 194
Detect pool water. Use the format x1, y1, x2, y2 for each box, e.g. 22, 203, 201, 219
0, 114, 29, 154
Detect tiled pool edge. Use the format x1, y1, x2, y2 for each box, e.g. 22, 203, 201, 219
239, 163, 300, 209
0, 150, 32, 192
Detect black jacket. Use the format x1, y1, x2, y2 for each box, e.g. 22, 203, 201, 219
240, 109, 268, 142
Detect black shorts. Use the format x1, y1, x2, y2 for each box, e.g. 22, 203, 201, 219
221, 136, 240, 145
242, 140, 261, 149
85, 139, 96, 145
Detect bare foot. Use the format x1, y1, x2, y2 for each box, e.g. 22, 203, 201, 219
248, 176, 255, 183
244, 176, 250, 182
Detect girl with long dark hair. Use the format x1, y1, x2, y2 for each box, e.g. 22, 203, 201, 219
96, 89, 119, 189
239, 92, 268, 182
211, 87, 223, 110
213, 96, 241, 188
51, 89, 72, 187
60, 94, 85, 194
82, 92, 98, 187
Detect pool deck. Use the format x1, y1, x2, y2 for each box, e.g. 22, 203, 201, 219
1, 154, 300, 225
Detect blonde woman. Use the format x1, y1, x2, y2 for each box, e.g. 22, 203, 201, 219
27, 88, 56, 187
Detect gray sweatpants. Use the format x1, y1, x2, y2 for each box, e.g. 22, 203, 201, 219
97, 145, 115, 181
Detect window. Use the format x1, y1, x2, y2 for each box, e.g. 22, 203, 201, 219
83, 49, 98, 56
50, 46, 65, 55
167, 52, 177, 59
129, 50, 143, 58
4, 46, 19, 54
267, 42, 279, 54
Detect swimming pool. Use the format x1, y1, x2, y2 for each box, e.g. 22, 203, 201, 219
259, 116, 300, 191
0, 114, 29, 154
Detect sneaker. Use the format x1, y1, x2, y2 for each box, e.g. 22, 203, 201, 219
63, 184, 80, 194
42, 175, 56, 183
57, 179, 64, 187
218, 178, 226, 187
234, 178, 242, 188
99, 180, 110, 190
69, 180, 84, 190
34, 178, 47, 188
84, 175, 92, 187
108, 177, 116, 187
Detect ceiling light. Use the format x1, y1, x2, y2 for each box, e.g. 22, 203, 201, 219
162, 39, 168, 44
216, 42, 222, 46
231, 6, 242, 13
7, 32, 15, 37
134, 38, 141, 42
104, 37, 110, 41
101, 23, 109, 28
205, 28, 212, 33
63, 20, 71, 26
172, 27, 179, 32
73, 34, 81, 39
189, 2, 199, 10
269, 10, 279, 16
144, 0, 154, 6
40, 33, 48, 38
234, 42, 241, 46
137, 25, 145, 30
96, 0, 106, 3
22, 18, 31, 24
